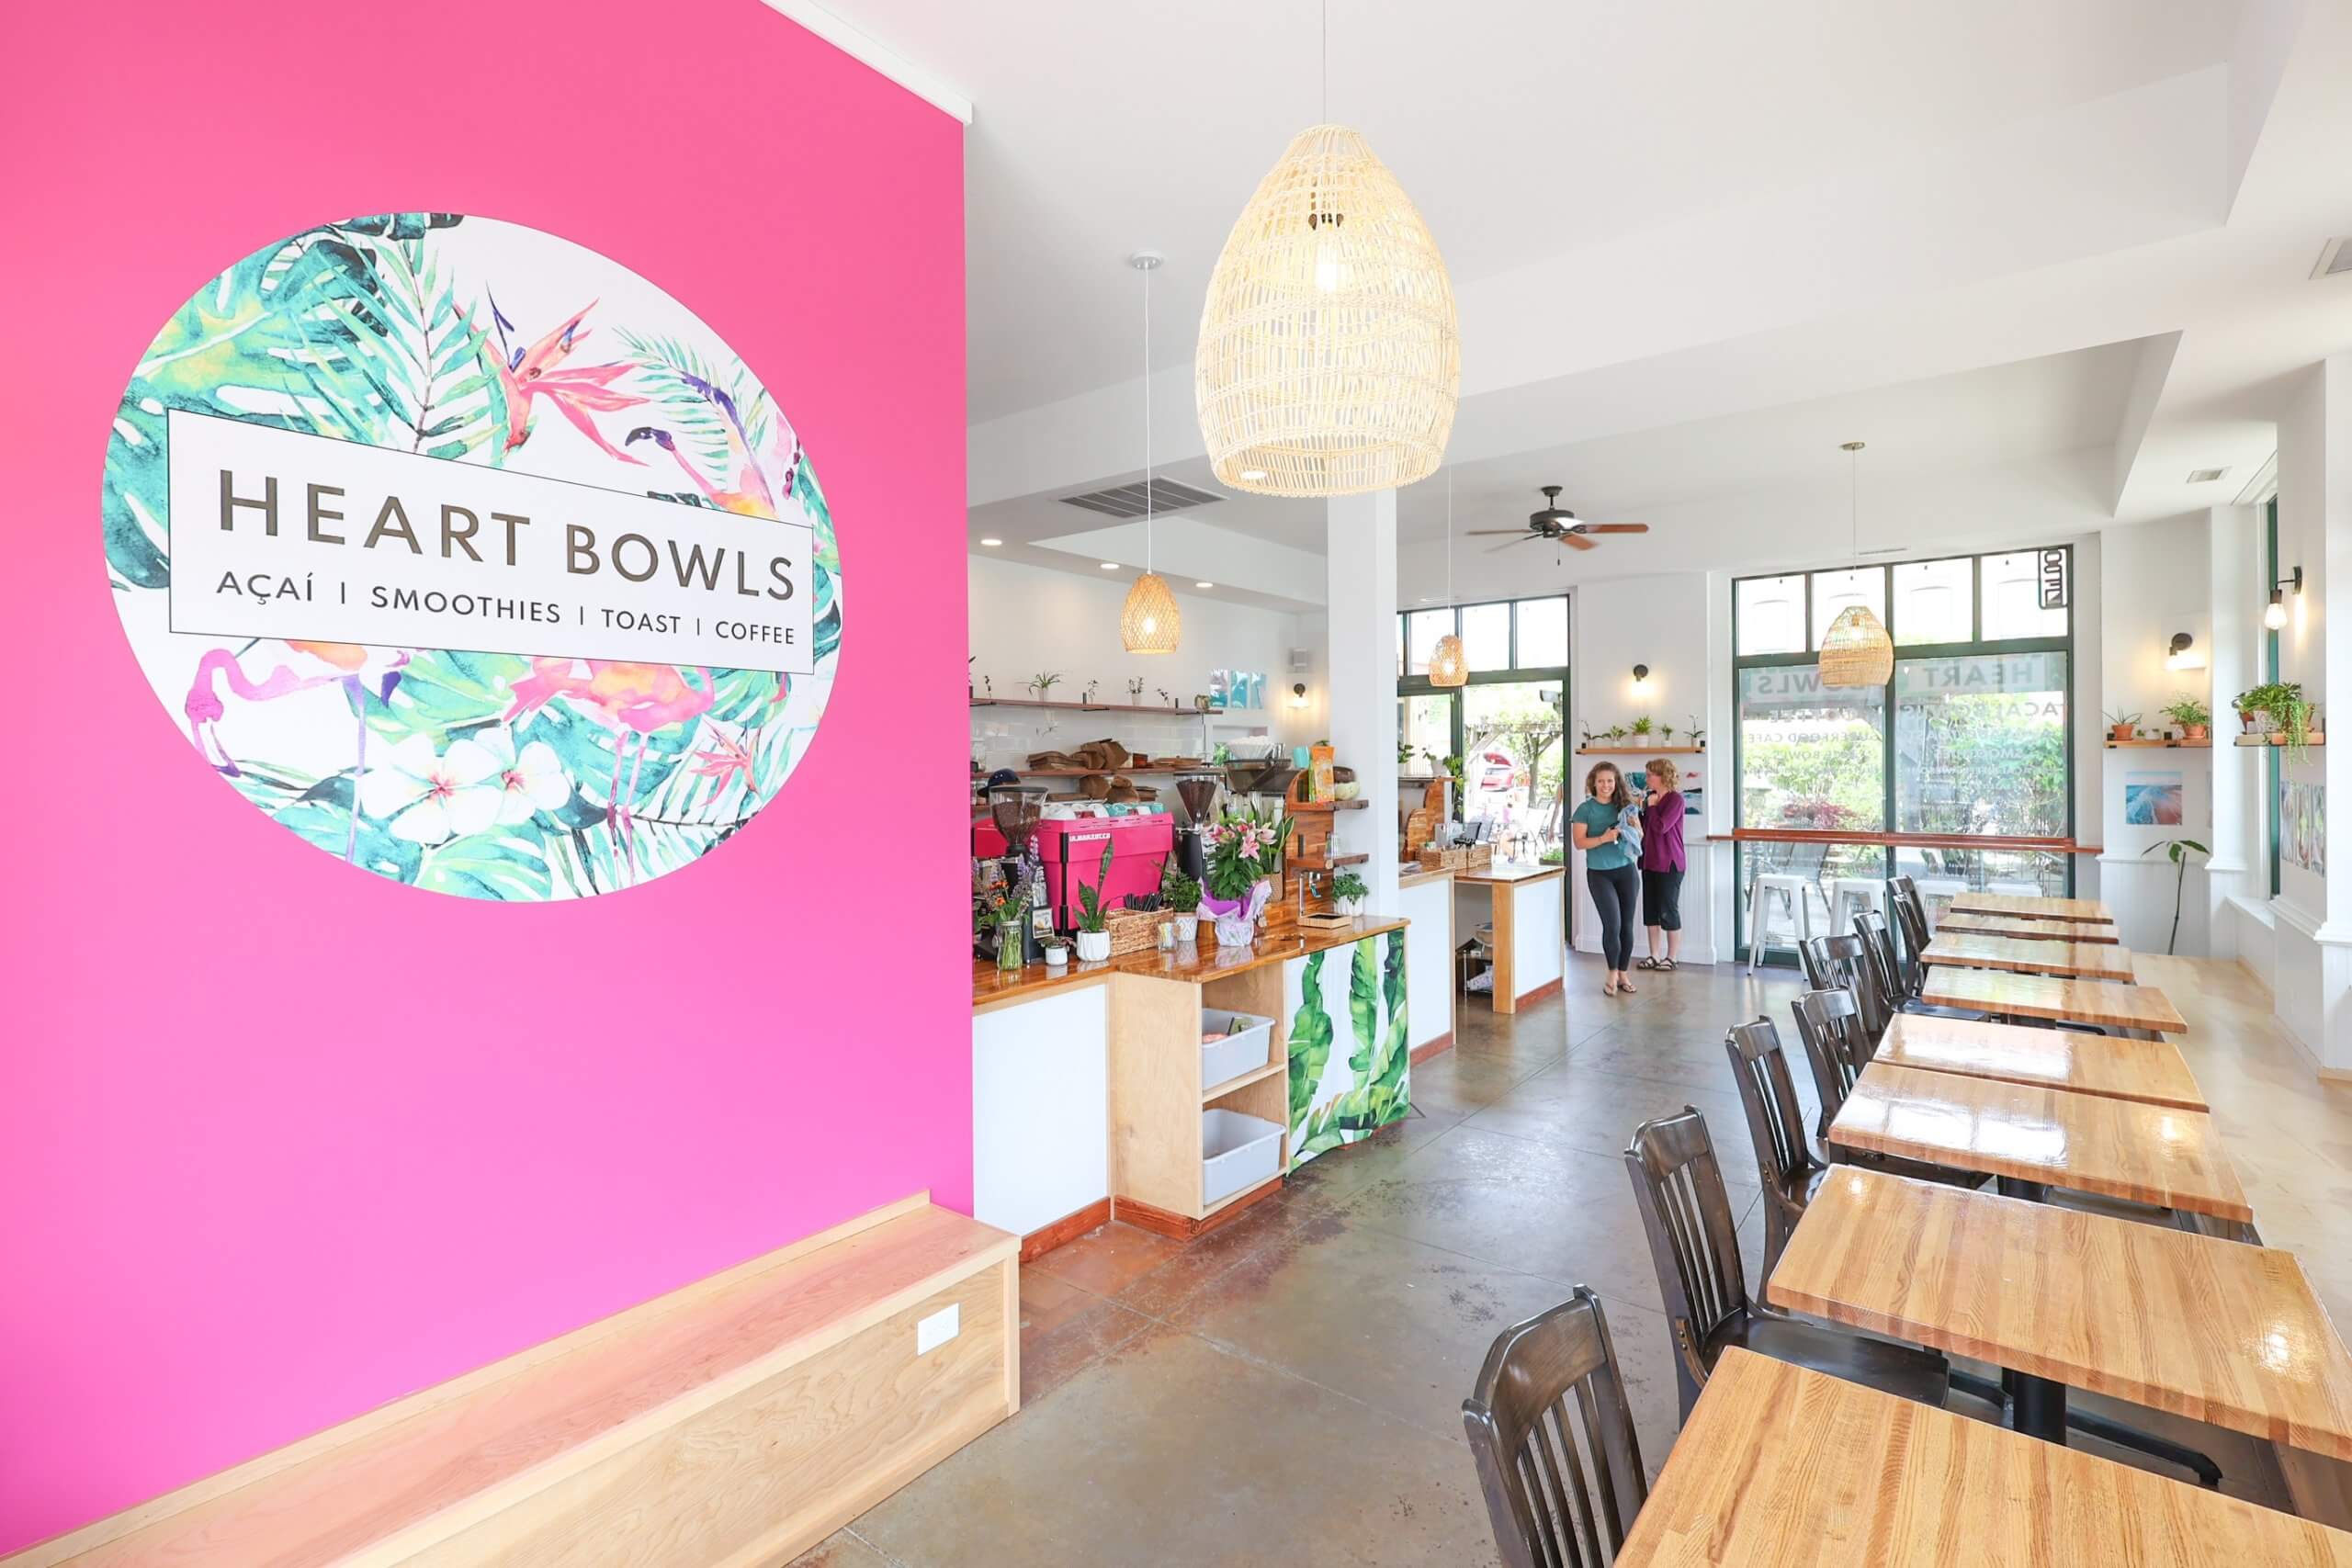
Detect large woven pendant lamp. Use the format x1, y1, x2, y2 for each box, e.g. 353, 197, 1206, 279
1428, 468, 1467, 687
1121, 252, 1181, 654
1817, 440, 1893, 688
1193, 6, 1459, 498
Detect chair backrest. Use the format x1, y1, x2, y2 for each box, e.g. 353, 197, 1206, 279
1802, 933, 1883, 1032
1624, 1109, 1748, 1365
1884, 882, 1931, 988
1791, 987, 1874, 1140
1851, 909, 1906, 1020
1784, 839, 1829, 880
1463, 1286, 1650, 1568
1724, 1017, 1820, 1190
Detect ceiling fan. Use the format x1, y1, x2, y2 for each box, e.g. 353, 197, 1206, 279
1466, 486, 1651, 552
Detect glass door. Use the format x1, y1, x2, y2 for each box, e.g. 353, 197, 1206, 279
1461, 682, 1567, 861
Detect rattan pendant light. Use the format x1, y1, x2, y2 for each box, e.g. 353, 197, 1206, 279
1818, 441, 1894, 688
1121, 253, 1181, 654
1428, 468, 1467, 687
1193, 6, 1459, 498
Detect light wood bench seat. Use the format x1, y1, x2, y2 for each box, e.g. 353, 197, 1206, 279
11, 1195, 1016, 1568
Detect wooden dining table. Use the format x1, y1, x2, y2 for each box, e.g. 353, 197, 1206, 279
1828, 1060, 2252, 1224
1922, 930, 2135, 982
1946, 891, 2114, 923
1939, 909, 2121, 944
1611, 1348, 2352, 1566
1918, 965, 2188, 1033
1768, 1168, 2352, 1458
1875, 1013, 2208, 1111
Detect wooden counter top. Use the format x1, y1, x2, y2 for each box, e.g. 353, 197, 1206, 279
1455, 863, 1565, 886
973, 917, 1409, 1013
1396, 866, 1455, 890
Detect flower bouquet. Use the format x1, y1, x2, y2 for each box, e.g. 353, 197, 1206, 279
1202, 804, 1294, 946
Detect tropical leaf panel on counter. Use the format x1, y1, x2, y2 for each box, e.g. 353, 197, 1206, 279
1287, 931, 1411, 1162
104, 212, 844, 900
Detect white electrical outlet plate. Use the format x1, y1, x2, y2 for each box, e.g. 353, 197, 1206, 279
916, 1303, 960, 1356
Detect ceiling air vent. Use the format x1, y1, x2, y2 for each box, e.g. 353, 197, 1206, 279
2186, 467, 2228, 484
2311, 239, 2352, 279
1057, 477, 1223, 519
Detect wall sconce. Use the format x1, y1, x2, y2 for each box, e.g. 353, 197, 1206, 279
1288, 682, 1310, 708
2266, 566, 2303, 631
1631, 663, 1650, 688
2164, 633, 2205, 671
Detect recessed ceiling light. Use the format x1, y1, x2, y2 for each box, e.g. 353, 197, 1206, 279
2186, 467, 2228, 484
1099, 561, 1120, 570
979, 536, 1003, 547
1239, 468, 1268, 481
1195, 581, 1215, 589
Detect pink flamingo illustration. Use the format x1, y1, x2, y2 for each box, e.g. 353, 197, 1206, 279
622, 365, 802, 518
480, 295, 648, 464
505, 659, 715, 874
184, 640, 410, 859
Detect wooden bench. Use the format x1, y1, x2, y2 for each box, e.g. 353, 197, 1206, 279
10, 1195, 1016, 1568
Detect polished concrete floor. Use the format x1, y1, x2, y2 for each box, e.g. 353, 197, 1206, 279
796, 951, 2352, 1567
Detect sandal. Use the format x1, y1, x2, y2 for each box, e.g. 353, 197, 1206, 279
1635, 957, 1662, 971
1602, 976, 1619, 997
1619, 976, 1637, 994
1657, 958, 1677, 972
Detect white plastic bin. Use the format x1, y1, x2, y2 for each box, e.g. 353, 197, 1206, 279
1201, 1108, 1284, 1205
1200, 1008, 1276, 1090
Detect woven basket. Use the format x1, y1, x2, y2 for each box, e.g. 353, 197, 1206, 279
1419, 846, 1470, 871
1102, 908, 1165, 958
1466, 844, 1493, 870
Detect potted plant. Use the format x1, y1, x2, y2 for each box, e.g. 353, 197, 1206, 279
1658, 723, 1677, 743
978, 872, 1034, 974
2233, 687, 2267, 734
2160, 695, 2211, 741
2141, 838, 2209, 955
1027, 671, 1062, 703
1329, 869, 1369, 916
1630, 716, 1654, 737
1039, 935, 1069, 969
1202, 804, 1293, 945
1160, 864, 1202, 944
2104, 708, 2141, 742
1072, 838, 1115, 961
1686, 714, 1706, 750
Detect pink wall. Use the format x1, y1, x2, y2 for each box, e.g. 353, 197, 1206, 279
0, 3, 967, 1551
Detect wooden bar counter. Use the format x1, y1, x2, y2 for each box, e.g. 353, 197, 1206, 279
971, 918, 1414, 1256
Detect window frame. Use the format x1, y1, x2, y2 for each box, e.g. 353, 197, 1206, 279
1729, 548, 2076, 965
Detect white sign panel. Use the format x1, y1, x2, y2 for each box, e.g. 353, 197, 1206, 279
169, 412, 813, 673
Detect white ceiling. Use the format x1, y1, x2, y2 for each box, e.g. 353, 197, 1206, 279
798, 0, 2352, 598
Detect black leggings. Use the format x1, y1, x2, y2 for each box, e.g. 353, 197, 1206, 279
1587, 863, 1640, 971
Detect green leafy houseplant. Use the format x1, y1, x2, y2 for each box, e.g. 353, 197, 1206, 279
1159, 861, 1201, 915
2159, 695, 2211, 739
1329, 870, 1369, 911
1204, 805, 1292, 903
1630, 716, 1654, 736
1027, 671, 1062, 702
2141, 837, 2209, 955
2103, 708, 2142, 740
1074, 837, 1114, 932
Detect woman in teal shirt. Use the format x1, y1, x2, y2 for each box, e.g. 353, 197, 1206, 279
1569, 761, 1642, 995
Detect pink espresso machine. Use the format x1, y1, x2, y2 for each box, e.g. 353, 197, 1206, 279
1034, 814, 1174, 933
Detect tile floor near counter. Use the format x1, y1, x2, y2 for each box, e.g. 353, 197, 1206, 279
798, 953, 2352, 1568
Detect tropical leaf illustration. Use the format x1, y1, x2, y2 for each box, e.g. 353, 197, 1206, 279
1347, 937, 1380, 1074
1288, 950, 1335, 1134
1297, 1100, 1349, 1159
615, 331, 755, 485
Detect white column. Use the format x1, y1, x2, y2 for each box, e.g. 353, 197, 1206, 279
2204, 503, 2260, 956
1327, 490, 1400, 913
2318, 358, 2352, 1070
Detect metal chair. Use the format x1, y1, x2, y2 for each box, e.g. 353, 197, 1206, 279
1723, 1018, 1826, 1282
1463, 1287, 1648, 1568
1623, 1107, 1951, 1420
1746, 840, 1830, 975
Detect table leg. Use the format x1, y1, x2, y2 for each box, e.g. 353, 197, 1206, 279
1996, 1176, 2049, 1204
2011, 1372, 2068, 1442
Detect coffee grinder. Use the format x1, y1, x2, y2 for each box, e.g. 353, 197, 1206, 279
986, 782, 1048, 964
1174, 769, 1222, 884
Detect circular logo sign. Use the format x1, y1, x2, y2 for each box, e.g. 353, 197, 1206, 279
105, 213, 842, 899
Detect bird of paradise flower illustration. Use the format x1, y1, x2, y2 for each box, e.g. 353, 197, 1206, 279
481, 294, 648, 463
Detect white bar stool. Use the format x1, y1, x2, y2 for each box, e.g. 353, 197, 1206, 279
1826, 877, 1883, 935
1912, 876, 1966, 931
1746, 873, 1818, 974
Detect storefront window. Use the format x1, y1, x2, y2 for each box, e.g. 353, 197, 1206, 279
1404, 608, 1451, 677
1892, 557, 1972, 644
1735, 574, 1806, 655
1461, 601, 1511, 671
1737, 665, 1887, 834
1979, 550, 2067, 641
1893, 652, 2067, 838
1515, 596, 1567, 667
1808, 568, 1884, 651
1463, 681, 1566, 858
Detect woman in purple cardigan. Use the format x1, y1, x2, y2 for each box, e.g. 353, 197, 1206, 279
1634, 758, 1687, 971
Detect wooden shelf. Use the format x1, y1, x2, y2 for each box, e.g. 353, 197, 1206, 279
1202, 1058, 1286, 1104
971, 696, 1246, 716
1287, 798, 1370, 812
1290, 852, 1372, 872
2233, 734, 2328, 747
2105, 738, 2212, 749
1009, 764, 1202, 776
1577, 745, 1704, 755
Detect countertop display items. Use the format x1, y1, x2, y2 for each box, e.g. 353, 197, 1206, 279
1203, 804, 1294, 946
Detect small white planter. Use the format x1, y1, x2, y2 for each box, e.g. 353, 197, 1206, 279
1075, 930, 1113, 962
1042, 944, 1069, 968
1339, 897, 1364, 918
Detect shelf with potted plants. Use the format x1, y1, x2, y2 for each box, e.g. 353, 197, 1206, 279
1576, 716, 1706, 755
2227, 682, 2326, 750
2103, 696, 2216, 749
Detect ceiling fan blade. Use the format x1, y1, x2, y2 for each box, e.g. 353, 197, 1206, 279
1486, 535, 1545, 554
1562, 533, 1599, 551
1580, 523, 1650, 534
1464, 528, 1535, 536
